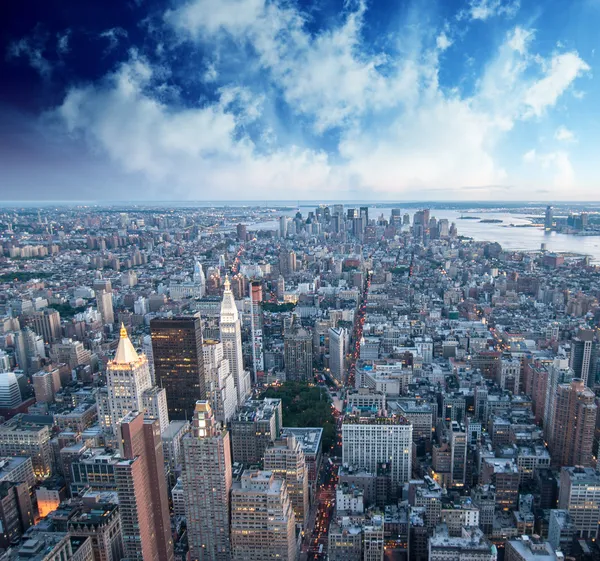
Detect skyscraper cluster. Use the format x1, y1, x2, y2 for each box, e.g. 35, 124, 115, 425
3, 202, 600, 560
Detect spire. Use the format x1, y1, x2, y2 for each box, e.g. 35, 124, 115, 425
220, 274, 238, 321
113, 324, 140, 364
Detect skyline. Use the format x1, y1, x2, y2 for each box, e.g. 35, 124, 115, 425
2, 0, 600, 201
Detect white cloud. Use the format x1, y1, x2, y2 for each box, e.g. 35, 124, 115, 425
554, 126, 576, 142
100, 28, 128, 52
463, 0, 520, 21
436, 33, 452, 51
8, 37, 52, 78
507, 26, 534, 54
522, 148, 575, 188
55, 52, 337, 198
48, 2, 591, 199
57, 30, 71, 55
523, 52, 590, 117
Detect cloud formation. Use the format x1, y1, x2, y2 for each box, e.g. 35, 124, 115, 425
41, 0, 592, 199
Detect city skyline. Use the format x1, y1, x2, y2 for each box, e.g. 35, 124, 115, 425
2, 0, 599, 201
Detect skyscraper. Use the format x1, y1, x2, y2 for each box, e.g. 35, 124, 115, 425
284, 317, 313, 382
328, 327, 346, 384
250, 281, 264, 383
342, 415, 413, 486
96, 290, 114, 325
450, 423, 467, 486
150, 316, 206, 420
550, 378, 596, 467
236, 223, 247, 242
116, 411, 174, 561
30, 309, 61, 344
182, 402, 232, 561
106, 325, 153, 434
203, 340, 238, 423
559, 466, 600, 539
569, 329, 596, 386
264, 434, 309, 528
220, 277, 251, 405
231, 470, 296, 561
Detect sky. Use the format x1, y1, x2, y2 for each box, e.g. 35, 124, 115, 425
1, 0, 599, 202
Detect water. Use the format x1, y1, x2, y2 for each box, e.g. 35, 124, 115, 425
253, 205, 600, 263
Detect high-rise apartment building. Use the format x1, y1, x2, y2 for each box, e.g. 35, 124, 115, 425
550, 378, 596, 467
203, 340, 237, 423
559, 466, 600, 539
220, 277, 251, 405
106, 325, 153, 434
32, 368, 61, 404
115, 411, 174, 561
264, 435, 309, 528
342, 415, 413, 486
182, 402, 232, 561
231, 470, 296, 561
150, 316, 206, 420
284, 317, 313, 382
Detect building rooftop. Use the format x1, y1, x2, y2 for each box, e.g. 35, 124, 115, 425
281, 427, 323, 456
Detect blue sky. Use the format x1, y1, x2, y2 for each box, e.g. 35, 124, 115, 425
1, 0, 598, 201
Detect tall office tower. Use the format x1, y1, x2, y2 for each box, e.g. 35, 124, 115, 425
0, 372, 23, 409
347, 208, 358, 220
264, 435, 309, 528
278, 249, 297, 278
142, 334, 155, 384
543, 356, 573, 445
193, 260, 206, 294
96, 290, 114, 325
231, 398, 282, 465
150, 316, 206, 420
559, 466, 600, 539
220, 277, 251, 406
544, 205, 554, 230
328, 327, 346, 384
30, 309, 61, 344
15, 328, 46, 375
342, 415, 413, 486
231, 470, 296, 561
450, 423, 467, 486
106, 325, 152, 434
277, 275, 285, 299
116, 412, 174, 561
182, 402, 232, 561
569, 329, 596, 386
250, 281, 264, 383
550, 379, 596, 467
279, 216, 288, 238
284, 317, 313, 382
203, 340, 238, 423
236, 223, 247, 242
360, 206, 369, 224
142, 386, 170, 433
